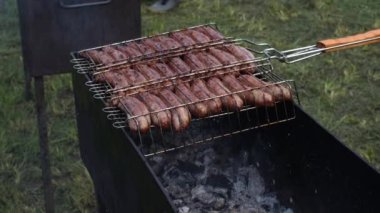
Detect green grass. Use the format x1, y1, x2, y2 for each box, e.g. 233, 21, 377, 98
0, 0, 379, 211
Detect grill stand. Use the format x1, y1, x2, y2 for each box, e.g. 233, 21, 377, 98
16, 0, 141, 210
73, 65, 380, 212
34, 76, 55, 212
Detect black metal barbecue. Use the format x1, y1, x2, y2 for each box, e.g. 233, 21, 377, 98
71, 25, 380, 212
16, 0, 141, 211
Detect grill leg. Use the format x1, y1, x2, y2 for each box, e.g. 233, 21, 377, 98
24, 70, 32, 100
34, 76, 55, 213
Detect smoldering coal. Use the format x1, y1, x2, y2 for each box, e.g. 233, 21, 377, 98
149, 141, 293, 213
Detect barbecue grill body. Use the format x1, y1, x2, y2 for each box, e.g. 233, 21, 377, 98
17, 0, 141, 76
73, 72, 380, 212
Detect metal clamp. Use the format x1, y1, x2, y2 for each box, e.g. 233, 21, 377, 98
59, 0, 112, 9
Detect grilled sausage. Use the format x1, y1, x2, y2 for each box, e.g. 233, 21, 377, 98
196, 26, 224, 40
225, 45, 255, 61
139, 92, 171, 129
102, 46, 128, 61
152, 62, 177, 77
123, 67, 147, 85
168, 57, 192, 74
207, 77, 244, 111
170, 32, 197, 46
208, 48, 241, 75
191, 79, 223, 114
82, 50, 114, 64
239, 74, 292, 101
208, 47, 239, 65
185, 29, 211, 43
184, 53, 206, 70
157, 89, 191, 132
150, 62, 178, 90
222, 74, 252, 105
196, 52, 222, 67
135, 64, 161, 81
175, 83, 209, 118
96, 69, 131, 90
116, 44, 143, 58
118, 96, 151, 133
236, 75, 274, 106
142, 39, 166, 52
223, 75, 274, 106
129, 42, 155, 55
196, 52, 228, 76
154, 36, 182, 49
224, 45, 256, 73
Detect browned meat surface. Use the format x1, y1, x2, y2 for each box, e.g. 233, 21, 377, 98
116, 44, 143, 58
225, 45, 255, 61
123, 67, 147, 85
135, 64, 162, 81
223, 75, 274, 106
168, 57, 192, 74
129, 42, 156, 55
157, 89, 191, 132
102, 46, 128, 61
195, 52, 227, 76
152, 62, 177, 77
183, 53, 207, 71
142, 39, 166, 52
139, 92, 172, 129
206, 77, 244, 111
196, 26, 224, 40
175, 83, 209, 118
239, 74, 292, 101
191, 79, 222, 114
208, 47, 238, 65
185, 29, 211, 43
170, 32, 197, 46
154, 36, 182, 50
81, 50, 114, 64
117, 96, 151, 133
224, 45, 256, 73
95, 69, 130, 90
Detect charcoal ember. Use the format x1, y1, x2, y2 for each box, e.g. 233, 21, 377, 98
238, 203, 266, 213
173, 199, 183, 206
150, 155, 164, 174
206, 174, 231, 189
162, 167, 196, 188
213, 197, 225, 210
282, 208, 294, 213
211, 187, 229, 199
248, 168, 265, 195
166, 184, 188, 199
178, 206, 190, 213
177, 151, 193, 162
191, 185, 215, 206
149, 144, 292, 213
178, 160, 204, 174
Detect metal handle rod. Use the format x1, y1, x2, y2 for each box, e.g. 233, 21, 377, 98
282, 36, 380, 63
59, 0, 112, 9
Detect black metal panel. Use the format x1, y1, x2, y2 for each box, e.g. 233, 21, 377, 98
72, 69, 380, 212
17, 0, 140, 76
72, 72, 175, 212
249, 110, 380, 213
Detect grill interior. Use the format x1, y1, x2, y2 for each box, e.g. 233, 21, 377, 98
70, 24, 299, 156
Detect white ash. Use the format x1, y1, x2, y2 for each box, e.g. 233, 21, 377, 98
149, 144, 293, 213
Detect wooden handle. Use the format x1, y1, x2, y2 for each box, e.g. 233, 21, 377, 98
316, 29, 380, 52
